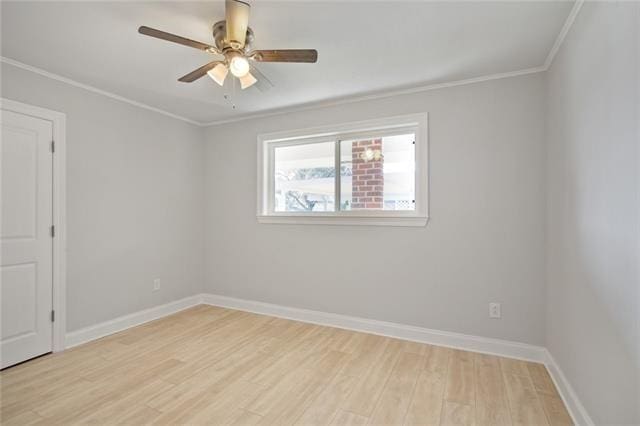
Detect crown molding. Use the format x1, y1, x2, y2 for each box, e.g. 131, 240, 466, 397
203, 66, 546, 127
543, 0, 584, 70
0, 56, 204, 126
1, 1, 583, 128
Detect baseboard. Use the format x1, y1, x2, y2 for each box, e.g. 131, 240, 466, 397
542, 349, 595, 426
64, 292, 545, 362
201, 293, 546, 363
64, 294, 202, 348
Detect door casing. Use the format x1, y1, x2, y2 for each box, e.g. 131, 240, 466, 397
1, 98, 66, 353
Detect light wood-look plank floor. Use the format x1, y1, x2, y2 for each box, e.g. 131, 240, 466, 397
0, 305, 573, 425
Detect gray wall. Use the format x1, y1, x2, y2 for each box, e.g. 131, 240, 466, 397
204, 73, 547, 345
545, 2, 639, 424
1, 63, 205, 332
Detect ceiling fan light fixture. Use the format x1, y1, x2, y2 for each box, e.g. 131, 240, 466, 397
207, 63, 229, 86
229, 55, 250, 77
239, 72, 257, 89
138, 0, 318, 90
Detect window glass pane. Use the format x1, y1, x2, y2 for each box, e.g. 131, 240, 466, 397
340, 133, 415, 211
274, 141, 335, 212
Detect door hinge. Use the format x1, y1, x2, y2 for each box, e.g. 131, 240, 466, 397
51, 140, 55, 153
50, 225, 55, 238
51, 310, 55, 322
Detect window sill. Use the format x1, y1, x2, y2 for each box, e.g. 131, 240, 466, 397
256, 215, 429, 227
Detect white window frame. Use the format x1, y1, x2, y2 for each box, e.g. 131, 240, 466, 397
257, 113, 429, 227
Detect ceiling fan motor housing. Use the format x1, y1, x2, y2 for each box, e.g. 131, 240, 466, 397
212, 20, 254, 53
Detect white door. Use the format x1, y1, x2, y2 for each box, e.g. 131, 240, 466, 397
1, 109, 54, 369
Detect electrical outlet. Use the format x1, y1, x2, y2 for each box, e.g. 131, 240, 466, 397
153, 279, 161, 292
489, 302, 501, 319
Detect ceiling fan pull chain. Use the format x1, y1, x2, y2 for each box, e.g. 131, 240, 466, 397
223, 94, 236, 110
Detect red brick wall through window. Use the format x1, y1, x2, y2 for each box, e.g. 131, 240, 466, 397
351, 139, 383, 209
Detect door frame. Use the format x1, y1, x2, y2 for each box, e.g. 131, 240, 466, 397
1, 98, 67, 353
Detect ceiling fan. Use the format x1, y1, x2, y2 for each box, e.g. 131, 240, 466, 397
138, 0, 318, 91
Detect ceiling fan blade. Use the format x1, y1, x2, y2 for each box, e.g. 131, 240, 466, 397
138, 26, 218, 53
250, 65, 274, 92
252, 49, 318, 63
178, 61, 224, 83
225, 0, 250, 48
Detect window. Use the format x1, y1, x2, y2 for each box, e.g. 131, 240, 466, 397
258, 113, 428, 226
274, 141, 336, 212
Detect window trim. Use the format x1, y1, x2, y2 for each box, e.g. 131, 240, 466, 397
257, 113, 429, 227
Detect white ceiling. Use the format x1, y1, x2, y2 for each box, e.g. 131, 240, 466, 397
1, 1, 574, 124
